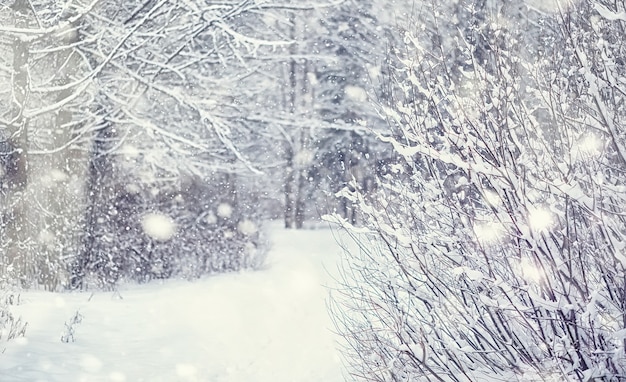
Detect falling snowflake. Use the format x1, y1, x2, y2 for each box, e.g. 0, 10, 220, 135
473, 221, 504, 244
205, 212, 217, 224
237, 220, 258, 236
574, 134, 603, 159
294, 149, 314, 167
217, 203, 233, 219
141, 213, 177, 241
527, 207, 553, 232
519, 258, 545, 283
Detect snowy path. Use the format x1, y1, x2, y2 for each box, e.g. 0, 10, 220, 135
1, 225, 346, 382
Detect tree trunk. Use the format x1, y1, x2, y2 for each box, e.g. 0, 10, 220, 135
283, 12, 298, 229
284, 144, 296, 229
294, 60, 312, 230
73, 115, 116, 289
2, 5, 90, 289
2, 0, 31, 286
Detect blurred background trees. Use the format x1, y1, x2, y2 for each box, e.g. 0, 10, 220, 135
69, 0, 282, 289
0, 0, 327, 289
0, 0, 394, 290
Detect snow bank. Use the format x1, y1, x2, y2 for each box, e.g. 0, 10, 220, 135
0, 224, 346, 382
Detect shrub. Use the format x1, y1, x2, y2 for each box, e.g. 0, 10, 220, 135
330, 1, 626, 380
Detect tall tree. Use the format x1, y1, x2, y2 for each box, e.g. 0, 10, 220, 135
311, 0, 396, 224
266, 0, 398, 228
70, 0, 297, 287
1, 1, 95, 289
0, 0, 311, 289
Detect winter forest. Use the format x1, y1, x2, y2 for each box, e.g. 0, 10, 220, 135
0, 0, 625, 380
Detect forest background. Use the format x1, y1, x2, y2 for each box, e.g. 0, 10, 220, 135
1, 0, 625, 380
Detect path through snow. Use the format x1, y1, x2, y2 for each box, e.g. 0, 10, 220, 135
1, 224, 348, 382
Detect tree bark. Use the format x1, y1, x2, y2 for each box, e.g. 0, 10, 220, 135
2, 5, 90, 289
283, 12, 298, 229
2, 0, 31, 286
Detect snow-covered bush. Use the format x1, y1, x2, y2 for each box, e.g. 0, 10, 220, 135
331, 1, 626, 380
72, 170, 266, 289
0, 290, 27, 351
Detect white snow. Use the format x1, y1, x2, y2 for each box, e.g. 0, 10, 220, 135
527, 207, 553, 232
41, 169, 69, 184
119, 144, 140, 159
594, 3, 626, 21
237, 219, 257, 236
205, 212, 217, 225
573, 134, 603, 159
216, 203, 233, 219
37, 229, 56, 245
483, 190, 501, 207
294, 149, 315, 168
473, 221, 504, 244
0, 224, 346, 382
452, 267, 484, 282
344, 85, 368, 102
519, 257, 545, 284
141, 212, 177, 241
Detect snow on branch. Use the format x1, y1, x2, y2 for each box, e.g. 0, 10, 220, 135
594, 2, 626, 21
0, 0, 101, 37
376, 133, 503, 178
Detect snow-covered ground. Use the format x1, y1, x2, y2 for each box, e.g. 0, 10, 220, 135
1, 224, 348, 382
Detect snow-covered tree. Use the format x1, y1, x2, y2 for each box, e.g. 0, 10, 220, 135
0, 1, 96, 289
0, 0, 307, 289
263, 0, 401, 228
331, 0, 626, 380
310, 0, 400, 225
239, 1, 361, 229
69, 0, 295, 288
